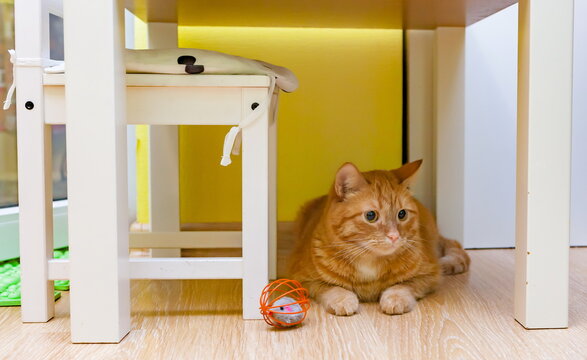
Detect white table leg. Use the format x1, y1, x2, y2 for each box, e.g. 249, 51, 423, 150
242, 89, 270, 319
434, 28, 466, 243
406, 30, 435, 213
571, 1, 587, 247
514, 0, 574, 329
13, 0, 54, 323
64, 0, 130, 342
146, 22, 181, 258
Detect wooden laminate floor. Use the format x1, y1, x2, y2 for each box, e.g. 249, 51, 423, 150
2, 245, 586, 359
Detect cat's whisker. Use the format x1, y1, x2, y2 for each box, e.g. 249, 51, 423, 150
345, 247, 369, 263
338, 245, 371, 262
331, 246, 363, 261
320, 243, 357, 248
345, 246, 368, 258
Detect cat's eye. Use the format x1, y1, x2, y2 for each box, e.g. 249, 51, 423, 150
398, 209, 407, 221
364, 210, 379, 223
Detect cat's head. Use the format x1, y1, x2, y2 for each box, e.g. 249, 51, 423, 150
325, 160, 423, 258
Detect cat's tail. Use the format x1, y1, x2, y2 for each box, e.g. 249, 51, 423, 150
439, 237, 470, 275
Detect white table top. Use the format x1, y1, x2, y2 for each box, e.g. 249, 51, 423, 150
125, 0, 517, 30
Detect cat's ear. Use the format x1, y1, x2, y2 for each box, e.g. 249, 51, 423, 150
335, 163, 368, 199
392, 159, 423, 186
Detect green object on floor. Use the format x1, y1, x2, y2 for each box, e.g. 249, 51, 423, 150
53, 249, 70, 291
0, 248, 70, 307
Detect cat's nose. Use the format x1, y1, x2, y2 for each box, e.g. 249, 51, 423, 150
386, 231, 400, 242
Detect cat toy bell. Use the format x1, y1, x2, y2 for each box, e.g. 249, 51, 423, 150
259, 279, 310, 328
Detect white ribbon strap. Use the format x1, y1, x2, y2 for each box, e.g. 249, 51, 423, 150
3, 50, 16, 110
220, 127, 242, 166
220, 76, 277, 166
3, 50, 63, 110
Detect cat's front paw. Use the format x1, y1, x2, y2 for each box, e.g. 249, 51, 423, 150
440, 252, 470, 275
379, 286, 417, 315
321, 287, 359, 316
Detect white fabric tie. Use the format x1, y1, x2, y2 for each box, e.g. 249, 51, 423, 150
3, 49, 62, 110
3, 50, 16, 110
220, 75, 277, 166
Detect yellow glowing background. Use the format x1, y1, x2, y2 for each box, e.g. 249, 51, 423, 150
136, 24, 403, 223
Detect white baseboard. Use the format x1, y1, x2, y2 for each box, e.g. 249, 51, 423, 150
0, 200, 68, 262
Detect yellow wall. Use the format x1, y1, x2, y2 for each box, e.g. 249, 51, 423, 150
179, 26, 403, 222
134, 19, 150, 224
137, 25, 403, 223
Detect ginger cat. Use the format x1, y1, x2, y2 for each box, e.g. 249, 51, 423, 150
287, 160, 470, 316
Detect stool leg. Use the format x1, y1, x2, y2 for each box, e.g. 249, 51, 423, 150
64, 0, 130, 343
146, 22, 181, 258
149, 125, 181, 257
242, 89, 270, 319
14, 0, 54, 323
268, 94, 278, 280
16, 125, 54, 323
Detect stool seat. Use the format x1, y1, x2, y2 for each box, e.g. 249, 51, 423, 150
43, 73, 273, 126
43, 73, 272, 87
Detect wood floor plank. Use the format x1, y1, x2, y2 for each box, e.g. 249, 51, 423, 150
2, 248, 587, 359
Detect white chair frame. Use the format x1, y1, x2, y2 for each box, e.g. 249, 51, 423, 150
15, 0, 277, 343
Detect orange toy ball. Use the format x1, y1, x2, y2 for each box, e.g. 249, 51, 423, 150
259, 279, 310, 328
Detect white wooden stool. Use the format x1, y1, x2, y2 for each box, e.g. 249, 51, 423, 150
14, 0, 277, 343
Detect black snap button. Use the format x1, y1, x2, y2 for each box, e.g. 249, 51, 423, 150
251, 102, 259, 110
25, 101, 34, 110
